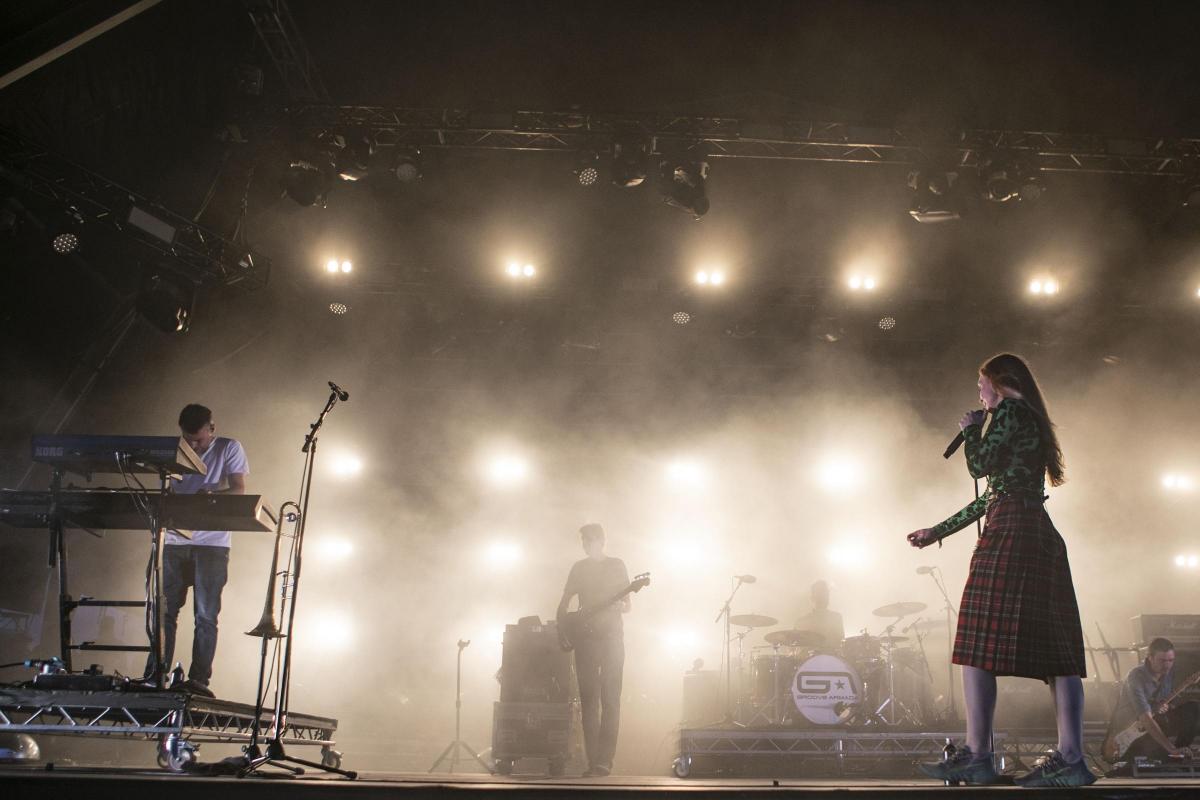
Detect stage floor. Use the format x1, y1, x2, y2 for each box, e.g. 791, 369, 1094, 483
3, 767, 1200, 799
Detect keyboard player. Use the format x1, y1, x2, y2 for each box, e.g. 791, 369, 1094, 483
143, 403, 248, 697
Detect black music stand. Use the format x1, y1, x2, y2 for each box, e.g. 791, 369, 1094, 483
241, 385, 357, 779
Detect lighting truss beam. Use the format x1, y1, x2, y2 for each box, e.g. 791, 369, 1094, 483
284, 106, 1200, 177
0, 126, 269, 290
242, 0, 329, 102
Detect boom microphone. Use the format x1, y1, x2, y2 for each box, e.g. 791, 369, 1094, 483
328, 381, 350, 401
735, 574, 757, 584
916, 566, 935, 575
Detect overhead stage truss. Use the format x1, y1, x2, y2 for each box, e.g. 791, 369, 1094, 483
286, 105, 1200, 178
0, 687, 339, 770
0, 127, 269, 291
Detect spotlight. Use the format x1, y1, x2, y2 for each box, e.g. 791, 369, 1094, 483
825, 541, 869, 567
672, 311, 691, 325
574, 151, 601, 187
665, 459, 708, 489
815, 455, 863, 493
51, 232, 78, 254
136, 271, 195, 334
659, 157, 710, 219
326, 259, 339, 273
1162, 473, 1194, 492
483, 541, 523, 570
661, 628, 701, 653
392, 147, 423, 182
710, 271, 726, 286
980, 153, 1044, 203
522, 263, 535, 277
484, 454, 530, 488
336, 130, 376, 181
848, 275, 878, 292
1192, 556, 1200, 568
611, 138, 649, 188
1029, 277, 1060, 296
1175, 554, 1187, 568
313, 537, 354, 561
907, 169, 961, 223
695, 271, 709, 285
329, 302, 349, 315
331, 454, 363, 477
283, 159, 334, 207
306, 610, 355, 651
341, 260, 352, 274
878, 316, 896, 331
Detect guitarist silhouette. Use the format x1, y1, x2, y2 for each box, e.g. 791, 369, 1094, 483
556, 523, 634, 777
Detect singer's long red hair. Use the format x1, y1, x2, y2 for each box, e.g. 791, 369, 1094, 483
979, 353, 1066, 487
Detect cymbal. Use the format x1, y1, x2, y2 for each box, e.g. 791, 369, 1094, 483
878, 635, 909, 644
730, 613, 778, 628
910, 620, 946, 633
764, 629, 825, 647
873, 601, 927, 618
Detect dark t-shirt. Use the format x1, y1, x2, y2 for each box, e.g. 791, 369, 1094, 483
563, 556, 630, 637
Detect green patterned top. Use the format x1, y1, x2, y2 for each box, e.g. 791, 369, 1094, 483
930, 398, 1048, 540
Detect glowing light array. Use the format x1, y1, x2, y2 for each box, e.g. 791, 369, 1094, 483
484, 454, 531, 488
1174, 554, 1200, 569
1162, 473, 1195, 492
815, 455, 864, 493
52, 233, 79, 254
1029, 277, 1060, 295
484, 540, 523, 570
506, 262, 537, 279
848, 275, 877, 291
695, 270, 726, 286
330, 454, 363, 477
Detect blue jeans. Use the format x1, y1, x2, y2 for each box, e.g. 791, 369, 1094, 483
145, 545, 229, 685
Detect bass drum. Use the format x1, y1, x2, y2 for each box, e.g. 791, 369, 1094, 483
790, 653, 862, 725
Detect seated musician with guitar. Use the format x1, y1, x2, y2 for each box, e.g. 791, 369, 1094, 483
1105, 637, 1200, 763
556, 523, 634, 777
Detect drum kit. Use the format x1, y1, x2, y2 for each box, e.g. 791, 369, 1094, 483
727, 600, 937, 729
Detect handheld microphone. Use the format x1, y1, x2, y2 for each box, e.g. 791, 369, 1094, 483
735, 574, 757, 584
916, 565, 935, 575
328, 381, 350, 401
943, 409, 988, 459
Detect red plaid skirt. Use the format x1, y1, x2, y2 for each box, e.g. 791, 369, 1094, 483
952, 494, 1087, 680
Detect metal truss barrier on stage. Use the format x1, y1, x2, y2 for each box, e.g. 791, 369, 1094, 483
674, 723, 1110, 778
286, 105, 1200, 177
0, 127, 269, 291
0, 687, 340, 771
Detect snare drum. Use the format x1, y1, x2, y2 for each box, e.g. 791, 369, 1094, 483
790, 653, 863, 725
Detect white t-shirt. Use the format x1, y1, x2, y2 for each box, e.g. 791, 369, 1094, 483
165, 436, 249, 548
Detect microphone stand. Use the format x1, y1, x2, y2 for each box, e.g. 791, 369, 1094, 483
923, 566, 959, 724
241, 386, 357, 779
714, 576, 749, 724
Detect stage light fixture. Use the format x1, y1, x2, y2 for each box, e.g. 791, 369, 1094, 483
1029, 277, 1060, 296
136, 272, 195, 334
341, 260, 352, 274
665, 459, 708, 489
907, 169, 961, 223
307, 610, 355, 651
335, 130, 376, 182
825, 541, 869, 567
392, 147, 423, 182
331, 454, 363, 477
314, 537, 354, 561
284, 159, 334, 207
484, 541, 523, 570
815, 455, 863, 493
878, 316, 896, 331
326, 259, 339, 273
979, 153, 1044, 204
662, 628, 701, 653
1162, 473, 1194, 492
329, 302, 349, 315
659, 157, 710, 219
611, 139, 649, 188
523, 263, 535, 277
574, 151, 601, 187
484, 454, 531, 488
51, 232, 78, 254
672, 311, 691, 325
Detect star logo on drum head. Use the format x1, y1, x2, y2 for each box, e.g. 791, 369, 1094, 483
835, 680, 846, 690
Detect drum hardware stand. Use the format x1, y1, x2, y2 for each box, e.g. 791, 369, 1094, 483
240, 384, 357, 780
714, 575, 752, 725
921, 565, 960, 723
429, 639, 491, 773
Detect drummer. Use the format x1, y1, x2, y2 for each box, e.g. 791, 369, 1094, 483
794, 580, 845, 651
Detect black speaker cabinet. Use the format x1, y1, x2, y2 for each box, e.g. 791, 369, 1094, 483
499, 618, 575, 703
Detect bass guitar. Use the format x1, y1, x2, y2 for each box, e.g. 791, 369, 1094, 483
558, 572, 650, 652
1102, 669, 1200, 761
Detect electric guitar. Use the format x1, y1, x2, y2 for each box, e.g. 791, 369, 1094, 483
557, 572, 650, 652
1102, 669, 1200, 761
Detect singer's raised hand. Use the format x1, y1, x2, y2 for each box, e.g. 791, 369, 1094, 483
906, 528, 937, 549
959, 409, 987, 430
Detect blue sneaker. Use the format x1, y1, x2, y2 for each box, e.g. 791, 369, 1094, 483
1014, 750, 1097, 787
918, 746, 1004, 784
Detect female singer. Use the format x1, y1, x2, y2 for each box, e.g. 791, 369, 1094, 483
906, 353, 1093, 787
